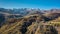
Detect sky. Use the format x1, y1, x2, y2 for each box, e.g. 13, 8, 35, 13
0, 0, 60, 9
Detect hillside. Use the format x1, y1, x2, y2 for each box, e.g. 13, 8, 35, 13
0, 8, 60, 34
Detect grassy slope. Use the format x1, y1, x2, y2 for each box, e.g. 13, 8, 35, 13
0, 14, 60, 34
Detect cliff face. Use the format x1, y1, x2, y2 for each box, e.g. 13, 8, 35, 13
0, 14, 5, 27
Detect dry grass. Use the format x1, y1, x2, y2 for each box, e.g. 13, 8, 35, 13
0, 14, 60, 34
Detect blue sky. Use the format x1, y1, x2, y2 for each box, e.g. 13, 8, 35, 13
0, 0, 60, 9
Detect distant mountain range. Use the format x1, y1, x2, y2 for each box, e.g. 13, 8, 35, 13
0, 8, 60, 14
0, 8, 60, 26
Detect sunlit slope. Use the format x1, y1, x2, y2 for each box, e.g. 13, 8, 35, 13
0, 19, 24, 34
0, 13, 59, 34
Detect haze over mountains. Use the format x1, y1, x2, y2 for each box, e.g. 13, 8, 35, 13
0, 8, 60, 15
